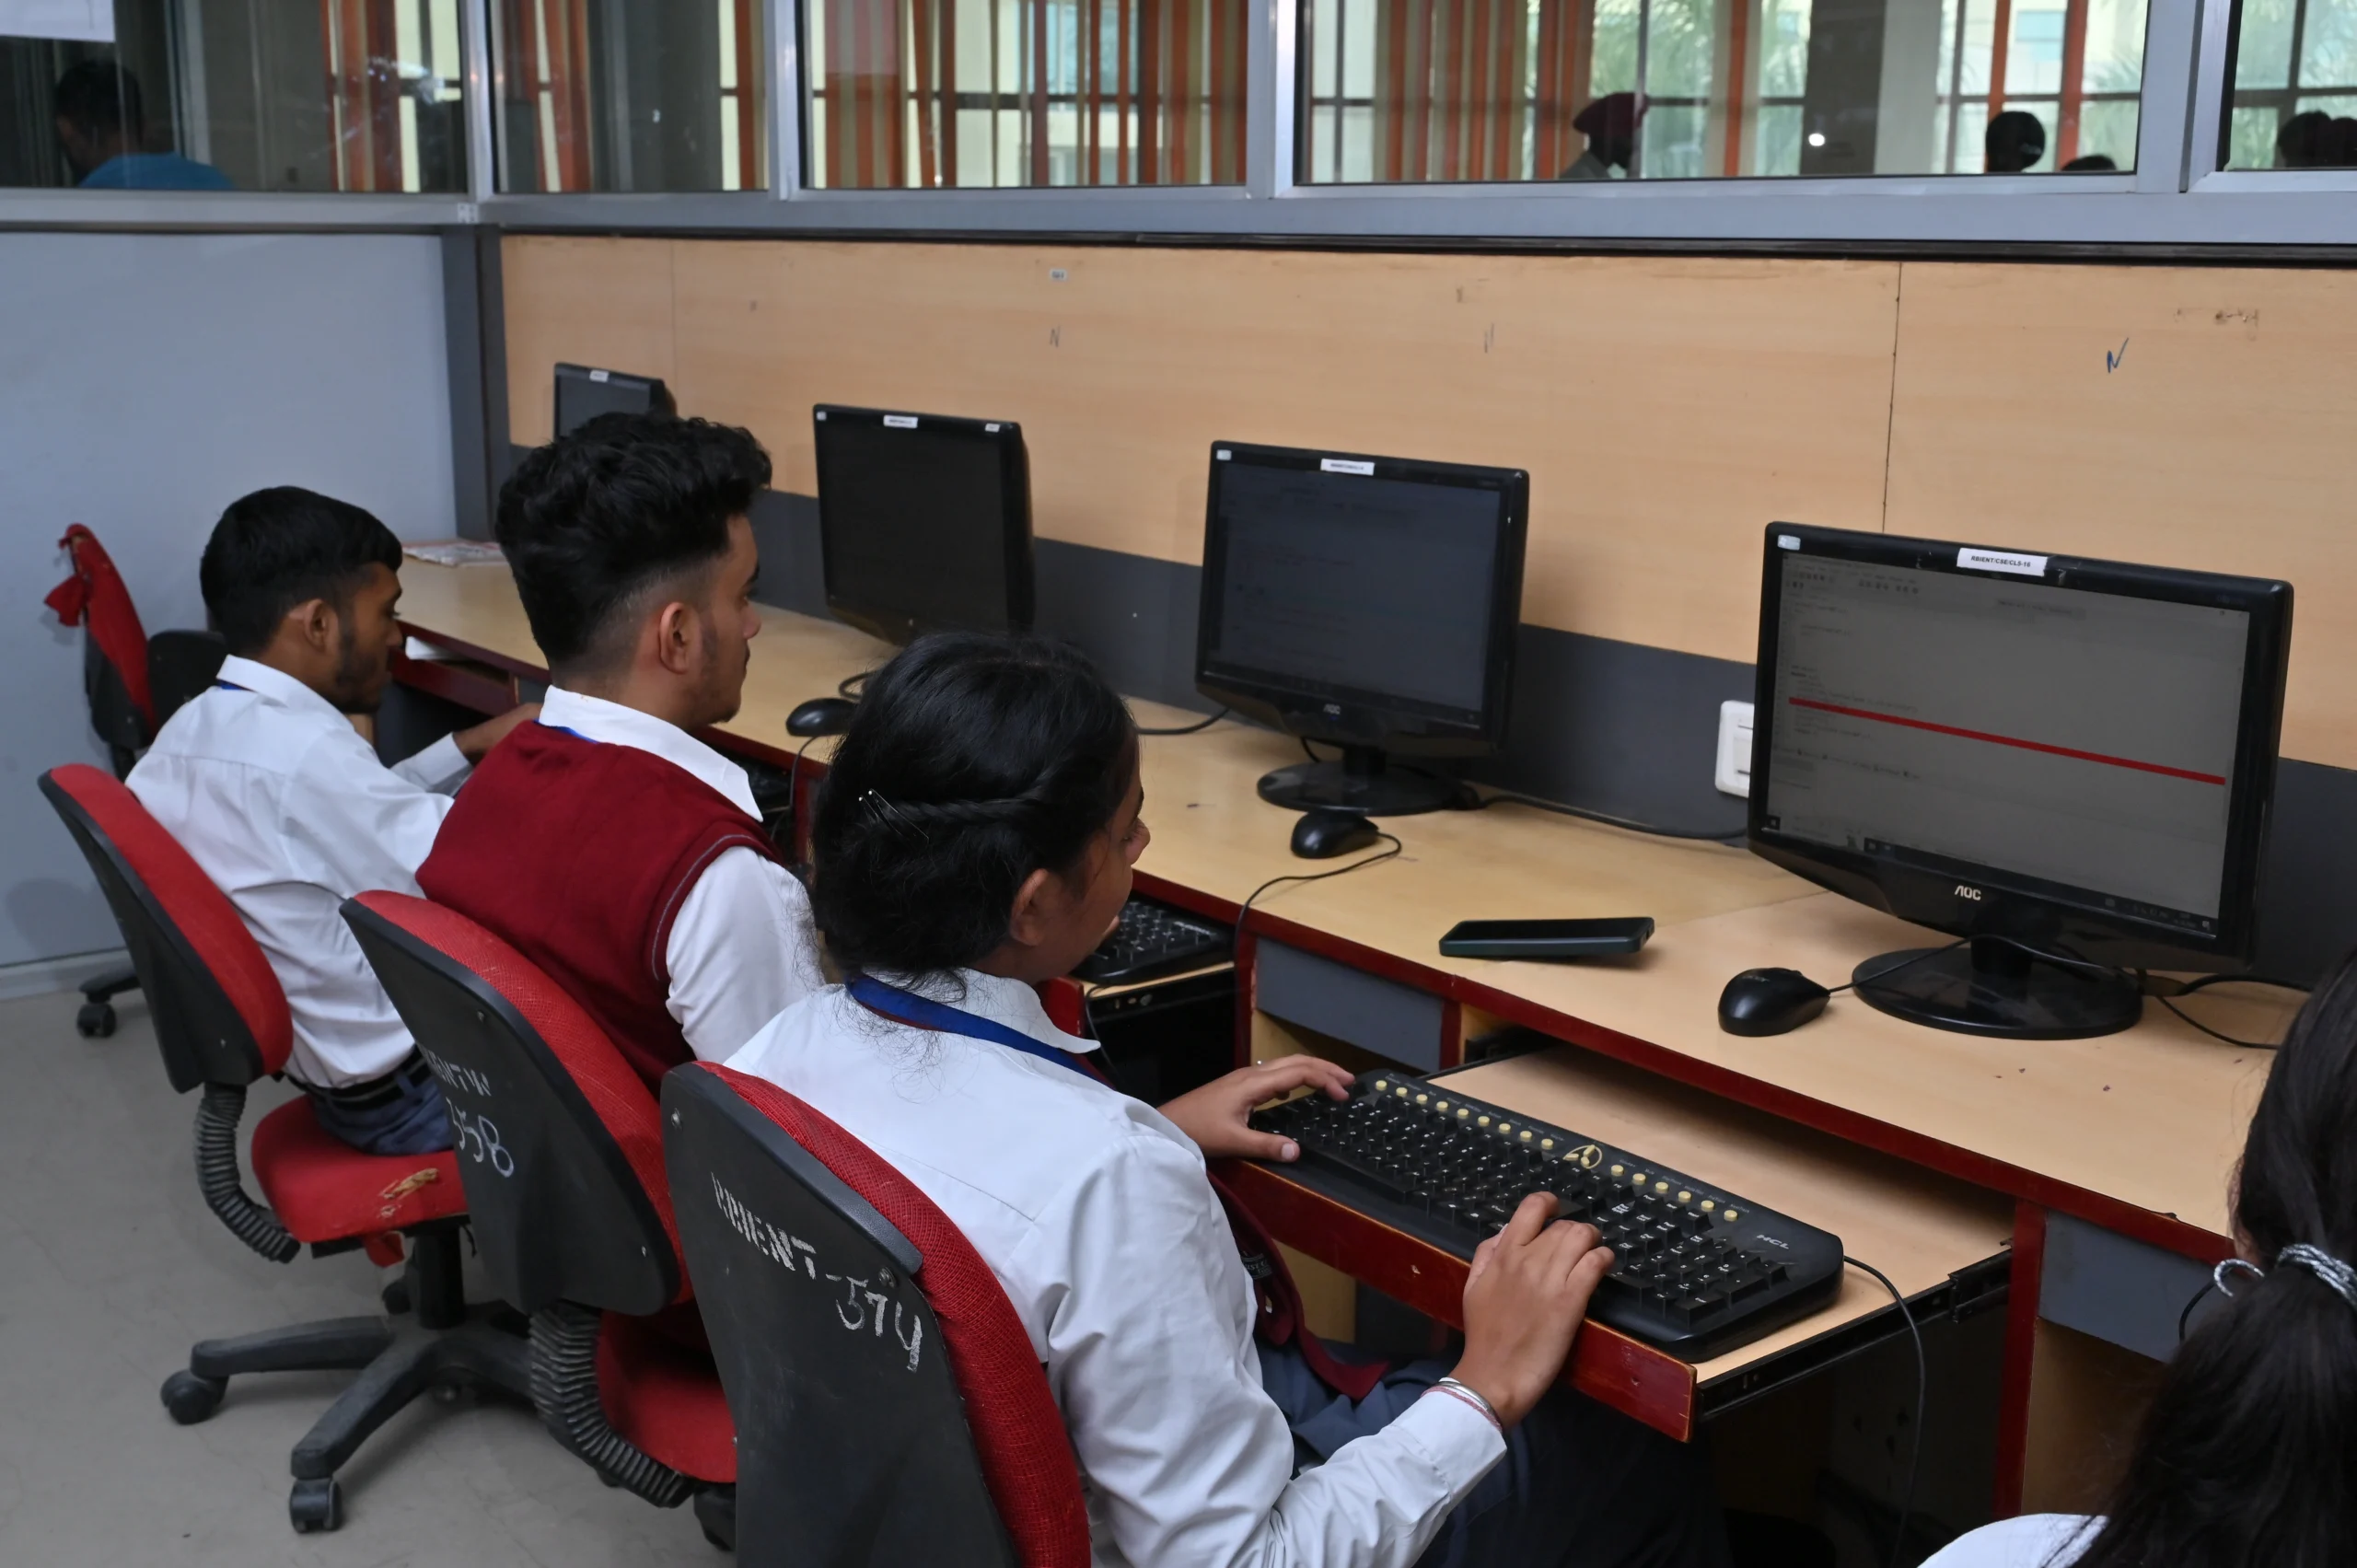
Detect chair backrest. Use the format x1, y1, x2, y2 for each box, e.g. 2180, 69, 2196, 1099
661, 1063, 1091, 1568
45, 526, 155, 763
40, 766, 288, 1091
343, 890, 679, 1315
147, 629, 228, 729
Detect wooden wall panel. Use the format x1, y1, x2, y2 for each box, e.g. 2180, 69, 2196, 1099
1886, 262, 2357, 769
503, 236, 678, 447
509, 235, 1900, 664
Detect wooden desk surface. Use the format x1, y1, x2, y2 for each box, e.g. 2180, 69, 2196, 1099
395, 561, 2293, 1249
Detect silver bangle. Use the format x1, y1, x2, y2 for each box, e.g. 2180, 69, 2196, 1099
1431, 1376, 1502, 1429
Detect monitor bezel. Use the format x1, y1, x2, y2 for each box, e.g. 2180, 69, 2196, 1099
552, 362, 674, 437
1194, 441, 1529, 759
811, 404, 1036, 647
1746, 522, 2293, 972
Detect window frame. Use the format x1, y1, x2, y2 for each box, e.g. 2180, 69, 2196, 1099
8, 0, 2357, 245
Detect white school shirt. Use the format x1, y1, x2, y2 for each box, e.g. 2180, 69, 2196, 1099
535, 686, 824, 1062
726, 970, 1505, 1568
127, 655, 472, 1088
1921, 1515, 2097, 1568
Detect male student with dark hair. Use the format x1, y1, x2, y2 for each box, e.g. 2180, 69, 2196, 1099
130, 487, 538, 1154
52, 60, 231, 190
419, 413, 824, 1086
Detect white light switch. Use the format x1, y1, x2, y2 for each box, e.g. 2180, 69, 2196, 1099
1714, 701, 1755, 798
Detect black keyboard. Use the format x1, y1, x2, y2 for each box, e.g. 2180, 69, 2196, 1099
1252, 1073, 1846, 1361
1074, 897, 1233, 985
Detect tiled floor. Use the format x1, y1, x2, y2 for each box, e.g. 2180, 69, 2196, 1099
0, 987, 720, 1567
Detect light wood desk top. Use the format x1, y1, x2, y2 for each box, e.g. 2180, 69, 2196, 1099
395, 562, 2293, 1250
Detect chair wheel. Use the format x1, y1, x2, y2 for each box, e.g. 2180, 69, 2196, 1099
76, 1002, 115, 1038
381, 1277, 412, 1315
160, 1369, 226, 1424
289, 1476, 343, 1533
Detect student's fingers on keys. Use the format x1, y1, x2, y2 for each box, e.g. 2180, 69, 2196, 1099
1502, 1190, 1561, 1246
1246, 1054, 1353, 1100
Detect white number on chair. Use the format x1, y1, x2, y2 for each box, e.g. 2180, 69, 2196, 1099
449, 1107, 515, 1178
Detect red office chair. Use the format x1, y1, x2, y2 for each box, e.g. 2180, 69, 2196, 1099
661, 1061, 1093, 1567
342, 891, 738, 1547
38, 765, 529, 1533
45, 525, 226, 1036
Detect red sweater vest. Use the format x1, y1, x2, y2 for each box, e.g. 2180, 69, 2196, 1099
420, 724, 784, 1091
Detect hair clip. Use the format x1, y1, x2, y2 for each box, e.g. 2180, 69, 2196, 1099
859, 789, 927, 843
2213, 1257, 2265, 1297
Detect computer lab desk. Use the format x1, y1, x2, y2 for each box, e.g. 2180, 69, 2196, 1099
393, 561, 2297, 1508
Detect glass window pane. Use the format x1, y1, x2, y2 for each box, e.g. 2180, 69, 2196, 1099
1296, 0, 2146, 180
493, 0, 766, 192
2222, 0, 2357, 166
810, 0, 1247, 187
3, 1, 468, 192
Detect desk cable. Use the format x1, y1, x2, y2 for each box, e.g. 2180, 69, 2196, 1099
1138, 706, 1231, 737
780, 732, 821, 871
1841, 1255, 1924, 1568
1293, 738, 1745, 843
1229, 831, 1406, 962
837, 668, 872, 700
2139, 971, 2308, 1050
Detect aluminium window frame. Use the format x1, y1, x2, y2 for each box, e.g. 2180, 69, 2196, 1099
7, 0, 2357, 247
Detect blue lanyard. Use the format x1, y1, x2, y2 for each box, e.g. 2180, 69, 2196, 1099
214, 679, 247, 691
847, 975, 1097, 1082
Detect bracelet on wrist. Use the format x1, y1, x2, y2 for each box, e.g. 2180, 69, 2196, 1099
1428, 1376, 1503, 1430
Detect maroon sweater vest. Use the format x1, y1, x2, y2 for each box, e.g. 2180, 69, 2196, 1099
420, 724, 784, 1091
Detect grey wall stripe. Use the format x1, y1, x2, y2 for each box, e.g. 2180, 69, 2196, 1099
549, 460, 2357, 985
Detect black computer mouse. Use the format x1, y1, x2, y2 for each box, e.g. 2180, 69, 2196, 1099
1717, 967, 1833, 1036
1290, 807, 1380, 860
786, 696, 858, 738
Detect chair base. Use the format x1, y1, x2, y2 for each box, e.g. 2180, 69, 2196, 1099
163, 1229, 532, 1534
76, 966, 138, 1038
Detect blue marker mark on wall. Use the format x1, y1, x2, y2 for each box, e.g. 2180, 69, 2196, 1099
2106, 337, 2130, 373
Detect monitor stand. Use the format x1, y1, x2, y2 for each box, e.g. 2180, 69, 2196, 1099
1256, 745, 1468, 816
1851, 935, 2142, 1040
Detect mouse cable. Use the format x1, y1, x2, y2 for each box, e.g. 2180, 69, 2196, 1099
1137, 706, 1230, 737
1823, 937, 1973, 997
1843, 1255, 1925, 1568
780, 731, 821, 868
1470, 789, 1747, 843
1229, 832, 1405, 961
2135, 969, 2304, 1051
837, 668, 872, 700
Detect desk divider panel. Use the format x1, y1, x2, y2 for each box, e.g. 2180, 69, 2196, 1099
1256, 941, 1448, 1073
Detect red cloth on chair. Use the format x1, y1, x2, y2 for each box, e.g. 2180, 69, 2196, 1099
45, 764, 291, 1075
706, 1063, 1092, 1568
597, 1305, 737, 1482
349, 891, 686, 1290
249, 1097, 469, 1243
45, 525, 155, 730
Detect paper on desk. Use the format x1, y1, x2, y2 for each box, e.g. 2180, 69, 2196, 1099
403, 540, 506, 567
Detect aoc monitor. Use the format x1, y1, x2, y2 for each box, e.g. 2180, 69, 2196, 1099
1195, 441, 1527, 817
1748, 523, 2292, 1040
552, 363, 674, 436
812, 405, 1035, 646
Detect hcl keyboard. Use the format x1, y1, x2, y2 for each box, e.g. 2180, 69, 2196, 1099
1074, 897, 1234, 986
1252, 1072, 1846, 1361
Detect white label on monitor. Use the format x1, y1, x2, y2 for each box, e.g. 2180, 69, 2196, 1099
588, 368, 610, 382
883, 414, 919, 429
1215, 448, 1231, 460
1776, 534, 1800, 551
1957, 547, 2047, 576
1321, 459, 1376, 475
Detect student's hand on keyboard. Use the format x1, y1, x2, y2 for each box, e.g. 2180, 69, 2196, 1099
1158, 1055, 1354, 1162
1450, 1191, 1615, 1427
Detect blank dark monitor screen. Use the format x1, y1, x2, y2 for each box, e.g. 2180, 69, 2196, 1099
1204, 460, 1505, 717
1763, 552, 2250, 930
816, 417, 1018, 634
553, 365, 668, 436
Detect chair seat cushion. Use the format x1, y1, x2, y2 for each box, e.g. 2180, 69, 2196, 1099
598, 1307, 737, 1483
250, 1097, 468, 1244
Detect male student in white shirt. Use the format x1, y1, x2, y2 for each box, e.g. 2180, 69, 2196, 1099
130, 487, 539, 1155
417, 413, 824, 1089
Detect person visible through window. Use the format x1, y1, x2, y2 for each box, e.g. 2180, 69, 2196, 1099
1923, 945, 2357, 1566
1985, 110, 2048, 173
129, 488, 540, 1154
728, 633, 1731, 1568
52, 61, 231, 191
1560, 92, 1642, 180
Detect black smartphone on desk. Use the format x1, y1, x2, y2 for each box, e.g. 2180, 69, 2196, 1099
1437, 917, 1655, 960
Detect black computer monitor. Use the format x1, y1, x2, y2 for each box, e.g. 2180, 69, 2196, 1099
1195, 441, 1527, 816
811, 405, 1034, 645
1748, 523, 2293, 1040
553, 362, 675, 437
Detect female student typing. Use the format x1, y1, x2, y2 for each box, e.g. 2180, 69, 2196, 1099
727, 633, 1726, 1568
1924, 947, 2357, 1567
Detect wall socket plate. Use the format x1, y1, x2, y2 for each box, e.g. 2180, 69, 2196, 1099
1715, 700, 1755, 797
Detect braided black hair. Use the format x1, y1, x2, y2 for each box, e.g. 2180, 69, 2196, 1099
809, 633, 1136, 977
